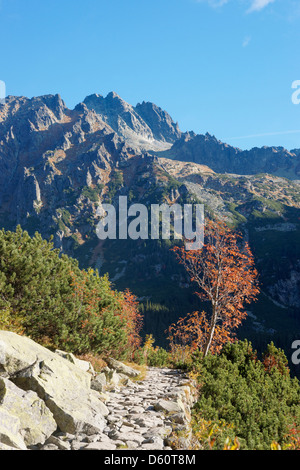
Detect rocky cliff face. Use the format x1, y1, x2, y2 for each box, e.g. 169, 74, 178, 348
135, 101, 181, 143
158, 132, 300, 180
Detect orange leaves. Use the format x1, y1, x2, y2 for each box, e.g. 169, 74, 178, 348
69, 269, 143, 358
171, 219, 260, 357
262, 343, 290, 376
168, 310, 236, 359
168, 311, 209, 352
117, 288, 143, 356
272, 425, 300, 450
284, 426, 300, 450
223, 437, 241, 451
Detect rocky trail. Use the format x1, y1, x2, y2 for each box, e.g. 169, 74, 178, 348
41, 367, 196, 451
0, 332, 198, 451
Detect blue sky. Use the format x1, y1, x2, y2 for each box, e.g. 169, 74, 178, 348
0, 0, 300, 150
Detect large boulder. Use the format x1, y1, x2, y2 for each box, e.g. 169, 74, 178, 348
153, 399, 184, 414
103, 368, 121, 387
0, 377, 57, 446
55, 350, 95, 375
0, 331, 109, 436
106, 358, 140, 378
91, 372, 107, 392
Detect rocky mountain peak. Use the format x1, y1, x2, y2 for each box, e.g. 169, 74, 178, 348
134, 101, 181, 143
83, 92, 179, 152
106, 90, 125, 102
84, 92, 132, 116
38, 93, 66, 120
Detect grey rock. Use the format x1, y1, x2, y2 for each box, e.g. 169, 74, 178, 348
104, 369, 121, 387
113, 432, 144, 444
142, 427, 172, 440
55, 350, 95, 375
0, 409, 27, 450
54, 431, 76, 440
153, 399, 183, 414
82, 434, 101, 443
40, 443, 59, 451
169, 412, 187, 424
0, 331, 108, 436
141, 442, 164, 450
82, 441, 117, 450
0, 331, 198, 451
45, 435, 71, 450
119, 425, 136, 434
128, 406, 145, 414
0, 377, 57, 446
71, 441, 88, 451
91, 373, 107, 392
106, 358, 140, 378
142, 436, 164, 445
125, 441, 139, 449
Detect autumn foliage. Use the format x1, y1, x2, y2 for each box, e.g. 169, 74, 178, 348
117, 289, 143, 355
69, 270, 142, 357
169, 219, 259, 358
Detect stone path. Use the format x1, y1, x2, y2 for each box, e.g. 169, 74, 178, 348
39, 367, 196, 451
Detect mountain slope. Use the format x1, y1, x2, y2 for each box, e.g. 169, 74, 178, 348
0, 91, 299, 370
157, 132, 300, 180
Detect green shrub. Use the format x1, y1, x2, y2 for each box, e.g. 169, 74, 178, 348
81, 184, 103, 202
191, 340, 300, 450
147, 345, 170, 367
134, 334, 171, 367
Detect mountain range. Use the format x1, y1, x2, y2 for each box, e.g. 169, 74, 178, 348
0, 91, 299, 368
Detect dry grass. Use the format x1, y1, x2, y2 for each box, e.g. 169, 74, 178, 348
123, 361, 148, 381
76, 353, 107, 372
75, 355, 148, 381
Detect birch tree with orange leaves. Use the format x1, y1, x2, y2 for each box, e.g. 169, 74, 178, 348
170, 219, 259, 357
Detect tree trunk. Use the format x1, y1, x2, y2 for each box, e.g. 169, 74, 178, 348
203, 303, 218, 357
